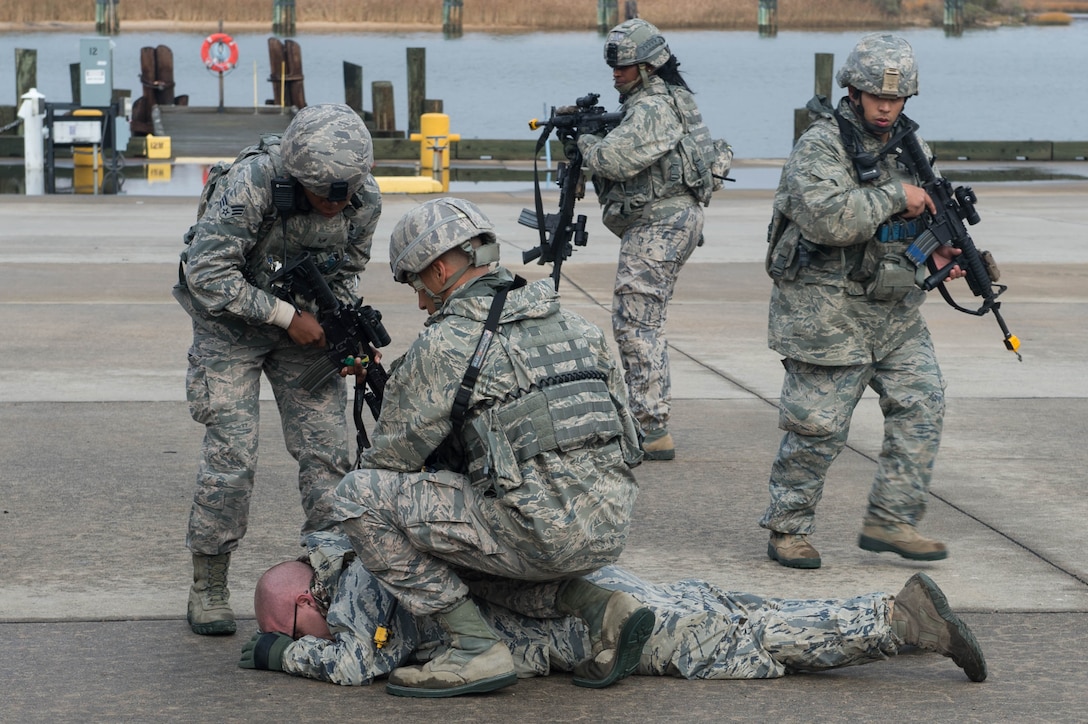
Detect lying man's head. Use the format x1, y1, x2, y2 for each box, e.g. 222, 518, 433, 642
254, 560, 334, 641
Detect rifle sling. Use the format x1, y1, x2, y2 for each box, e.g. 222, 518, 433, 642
450, 276, 527, 426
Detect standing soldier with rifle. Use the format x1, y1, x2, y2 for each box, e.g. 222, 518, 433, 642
576, 19, 727, 462
761, 34, 981, 569
173, 103, 382, 635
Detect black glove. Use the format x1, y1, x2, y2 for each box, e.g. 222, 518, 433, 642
239, 632, 292, 671
555, 131, 580, 162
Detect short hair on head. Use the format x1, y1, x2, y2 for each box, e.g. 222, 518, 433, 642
254, 559, 312, 634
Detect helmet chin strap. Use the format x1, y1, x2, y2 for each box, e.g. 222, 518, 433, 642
409, 240, 499, 306
615, 63, 652, 100
848, 87, 908, 138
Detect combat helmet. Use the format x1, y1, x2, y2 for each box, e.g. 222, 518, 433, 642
604, 18, 671, 68
836, 33, 919, 98
389, 197, 499, 289
281, 103, 373, 202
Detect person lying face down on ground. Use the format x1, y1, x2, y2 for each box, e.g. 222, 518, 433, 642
240, 532, 987, 686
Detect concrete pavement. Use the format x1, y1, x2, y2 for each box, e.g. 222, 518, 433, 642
1, 163, 1087, 721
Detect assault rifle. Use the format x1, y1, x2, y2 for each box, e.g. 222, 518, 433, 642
519, 92, 623, 290
270, 251, 392, 454
896, 120, 1022, 361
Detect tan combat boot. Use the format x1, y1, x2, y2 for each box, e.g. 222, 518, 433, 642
187, 552, 236, 636
767, 532, 821, 569
386, 598, 517, 698
559, 578, 656, 688
891, 572, 987, 682
858, 521, 948, 561
641, 428, 675, 461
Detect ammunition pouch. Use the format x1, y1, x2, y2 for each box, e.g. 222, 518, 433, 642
766, 212, 803, 281
858, 239, 918, 302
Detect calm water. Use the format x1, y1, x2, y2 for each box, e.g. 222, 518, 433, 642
4, 21, 1088, 161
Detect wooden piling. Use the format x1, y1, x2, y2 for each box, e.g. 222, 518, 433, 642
794, 52, 834, 144
624, 1, 639, 20
70, 63, 82, 105
372, 80, 397, 137
266, 39, 305, 108
15, 49, 37, 107
95, 0, 120, 35
944, 0, 965, 36
443, 0, 463, 38
344, 62, 364, 113
285, 40, 306, 108
423, 99, 444, 114
273, 0, 297, 37
758, 0, 778, 37
267, 39, 286, 106
407, 48, 425, 136
597, 0, 619, 32
814, 53, 833, 99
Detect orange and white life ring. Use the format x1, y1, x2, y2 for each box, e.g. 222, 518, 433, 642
201, 33, 239, 73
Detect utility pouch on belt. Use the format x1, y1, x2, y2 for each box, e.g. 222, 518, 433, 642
766, 211, 803, 281
863, 240, 917, 301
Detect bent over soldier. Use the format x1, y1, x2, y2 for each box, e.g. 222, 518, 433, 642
173, 103, 382, 635
760, 34, 966, 569
317, 198, 651, 698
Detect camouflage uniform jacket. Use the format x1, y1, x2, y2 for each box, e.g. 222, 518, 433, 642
175, 144, 381, 332
766, 96, 933, 365
579, 75, 698, 237
360, 267, 642, 570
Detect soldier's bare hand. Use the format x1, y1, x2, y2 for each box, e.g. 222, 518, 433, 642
901, 183, 936, 219
287, 310, 327, 348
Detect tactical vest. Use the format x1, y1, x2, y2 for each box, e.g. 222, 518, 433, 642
460, 315, 627, 494
668, 85, 730, 206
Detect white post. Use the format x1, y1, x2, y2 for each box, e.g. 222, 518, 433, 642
17, 88, 46, 196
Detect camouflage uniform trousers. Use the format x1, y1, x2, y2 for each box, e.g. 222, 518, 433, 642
324, 468, 609, 618
462, 567, 898, 679
613, 204, 704, 433
760, 329, 946, 535
185, 321, 350, 556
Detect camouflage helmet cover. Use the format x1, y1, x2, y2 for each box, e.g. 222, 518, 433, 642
281, 103, 373, 200
389, 197, 498, 283
836, 33, 919, 98
604, 18, 671, 68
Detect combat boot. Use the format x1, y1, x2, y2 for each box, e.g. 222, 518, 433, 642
386, 598, 517, 698
859, 521, 948, 561
187, 552, 236, 636
641, 427, 675, 461
891, 572, 987, 682
558, 578, 656, 688
767, 532, 821, 569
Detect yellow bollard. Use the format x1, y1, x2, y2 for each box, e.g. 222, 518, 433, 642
72, 109, 104, 194
409, 113, 460, 173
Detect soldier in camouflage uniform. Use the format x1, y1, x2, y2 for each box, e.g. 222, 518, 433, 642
173, 104, 382, 635
576, 19, 716, 461
315, 198, 652, 698
239, 531, 987, 684
760, 35, 967, 569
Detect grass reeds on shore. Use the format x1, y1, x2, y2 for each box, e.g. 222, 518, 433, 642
5, 0, 1088, 29
0, 0, 944, 29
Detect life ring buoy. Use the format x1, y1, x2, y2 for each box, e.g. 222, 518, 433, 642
201, 33, 239, 73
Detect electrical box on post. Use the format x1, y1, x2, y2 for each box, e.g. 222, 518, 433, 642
80, 38, 114, 108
